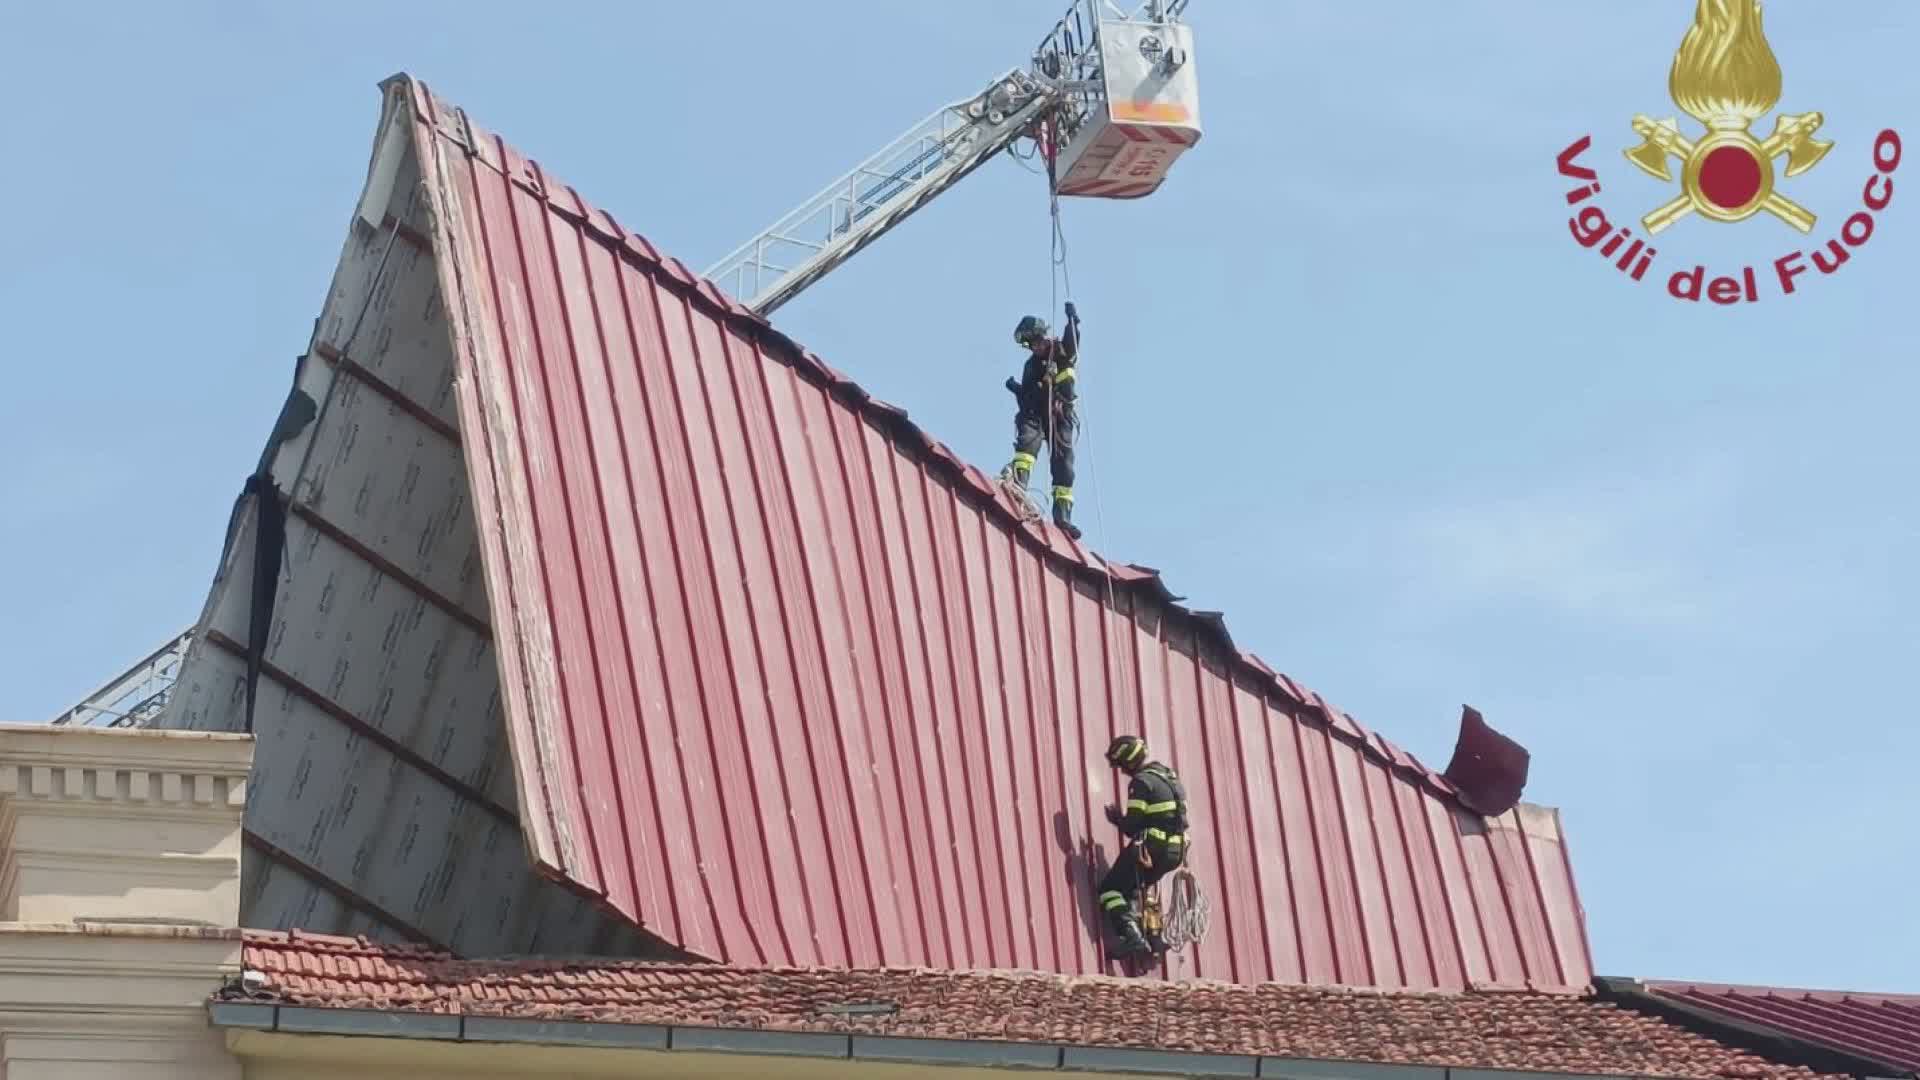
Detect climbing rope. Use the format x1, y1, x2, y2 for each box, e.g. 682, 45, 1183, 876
1042, 115, 1065, 467
1041, 119, 1171, 968
1026, 119, 1213, 965
1040, 113, 1118, 623
1159, 867, 1212, 953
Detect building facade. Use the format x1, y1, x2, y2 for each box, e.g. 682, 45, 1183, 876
0, 723, 247, 1079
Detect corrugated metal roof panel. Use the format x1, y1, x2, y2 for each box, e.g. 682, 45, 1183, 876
392, 73, 1592, 988
1646, 981, 1920, 1074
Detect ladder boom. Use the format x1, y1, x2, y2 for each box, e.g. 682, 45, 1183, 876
704, 69, 1058, 316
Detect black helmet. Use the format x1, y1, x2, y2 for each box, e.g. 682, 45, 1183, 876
1014, 315, 1048, 346
1105, 734, 1147, 769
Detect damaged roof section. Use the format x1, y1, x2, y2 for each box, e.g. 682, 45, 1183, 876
155, 84, 674, 962
396, 72, 1585, 987
162, 72, 1583, 990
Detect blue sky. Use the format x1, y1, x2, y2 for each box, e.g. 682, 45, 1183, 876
2, 1, 1915, 990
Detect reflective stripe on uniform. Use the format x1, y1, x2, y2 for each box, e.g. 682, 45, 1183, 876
1125, 799, 1149, 813
1053, 367, 1076, 384
1143, 800, 1178, 814
1145, 828, 1186, 845
1098, 890, 1129, 911
1012, 452, 1036, 469
1053, 487, 1074, 503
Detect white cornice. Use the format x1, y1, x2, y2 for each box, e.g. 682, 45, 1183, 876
0, 725, 252, 927
0, 723, 250, 808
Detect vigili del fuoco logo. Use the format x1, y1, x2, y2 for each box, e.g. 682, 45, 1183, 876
1556, 0, 1902, 303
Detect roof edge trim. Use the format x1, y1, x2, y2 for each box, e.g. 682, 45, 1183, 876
385, 72, 578, 882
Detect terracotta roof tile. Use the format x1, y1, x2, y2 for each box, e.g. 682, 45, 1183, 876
230, 932, 1839, 1080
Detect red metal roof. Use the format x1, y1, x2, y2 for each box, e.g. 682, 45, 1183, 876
390, 73, 1591, 989
235, 930, 1832, 1080
1645, 981, 1920, 1074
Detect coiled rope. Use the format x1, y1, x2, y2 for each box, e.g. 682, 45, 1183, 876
1159, 867, 1212, 952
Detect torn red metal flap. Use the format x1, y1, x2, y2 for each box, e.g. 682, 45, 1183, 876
1442, 705, 1530, 817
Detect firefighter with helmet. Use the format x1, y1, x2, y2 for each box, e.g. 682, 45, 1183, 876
1001, 301, 1082, 539
1097, 734, 1189, 956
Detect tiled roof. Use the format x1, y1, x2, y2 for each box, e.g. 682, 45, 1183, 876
231, 930, 1836, 1080
1643, 980, 1920, 1075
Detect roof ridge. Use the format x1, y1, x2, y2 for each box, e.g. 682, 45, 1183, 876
390, 72, 1507, 821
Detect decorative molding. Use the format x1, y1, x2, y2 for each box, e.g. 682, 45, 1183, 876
0, 724, 252, 927
0, 724, 250, 809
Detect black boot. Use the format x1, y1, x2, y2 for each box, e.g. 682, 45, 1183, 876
1110, 913, 1151, 956
1052, 496, 1082, 540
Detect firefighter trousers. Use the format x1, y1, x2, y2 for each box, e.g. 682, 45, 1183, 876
1096, 831, 1187, 931
1011, 404, 1076, 496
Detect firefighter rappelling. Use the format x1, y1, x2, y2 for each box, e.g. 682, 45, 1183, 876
1002, 302, 1083, 538
1098, 734, 1191, 958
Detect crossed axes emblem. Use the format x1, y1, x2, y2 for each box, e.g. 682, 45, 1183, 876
1625, 111, 1832, 234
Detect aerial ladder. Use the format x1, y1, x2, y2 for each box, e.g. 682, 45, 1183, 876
703, 0, 1203, 315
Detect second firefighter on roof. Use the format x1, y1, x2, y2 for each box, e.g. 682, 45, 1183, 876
1002, 301, 1082, 539
1098, 734, 1190, 956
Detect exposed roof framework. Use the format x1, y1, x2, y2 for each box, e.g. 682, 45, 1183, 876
159, 74, 1589, 990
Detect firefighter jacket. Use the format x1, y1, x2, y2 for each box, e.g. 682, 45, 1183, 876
1117, 761, 1188, 840
1014, 319, 1080, 415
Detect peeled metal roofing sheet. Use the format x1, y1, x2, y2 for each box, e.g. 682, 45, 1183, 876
1646, 981, 1920, 1074
155, 86, 665, 961
376, 73, 1595, 989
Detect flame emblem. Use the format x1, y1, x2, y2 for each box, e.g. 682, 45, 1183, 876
1624, 0, 1832, 234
